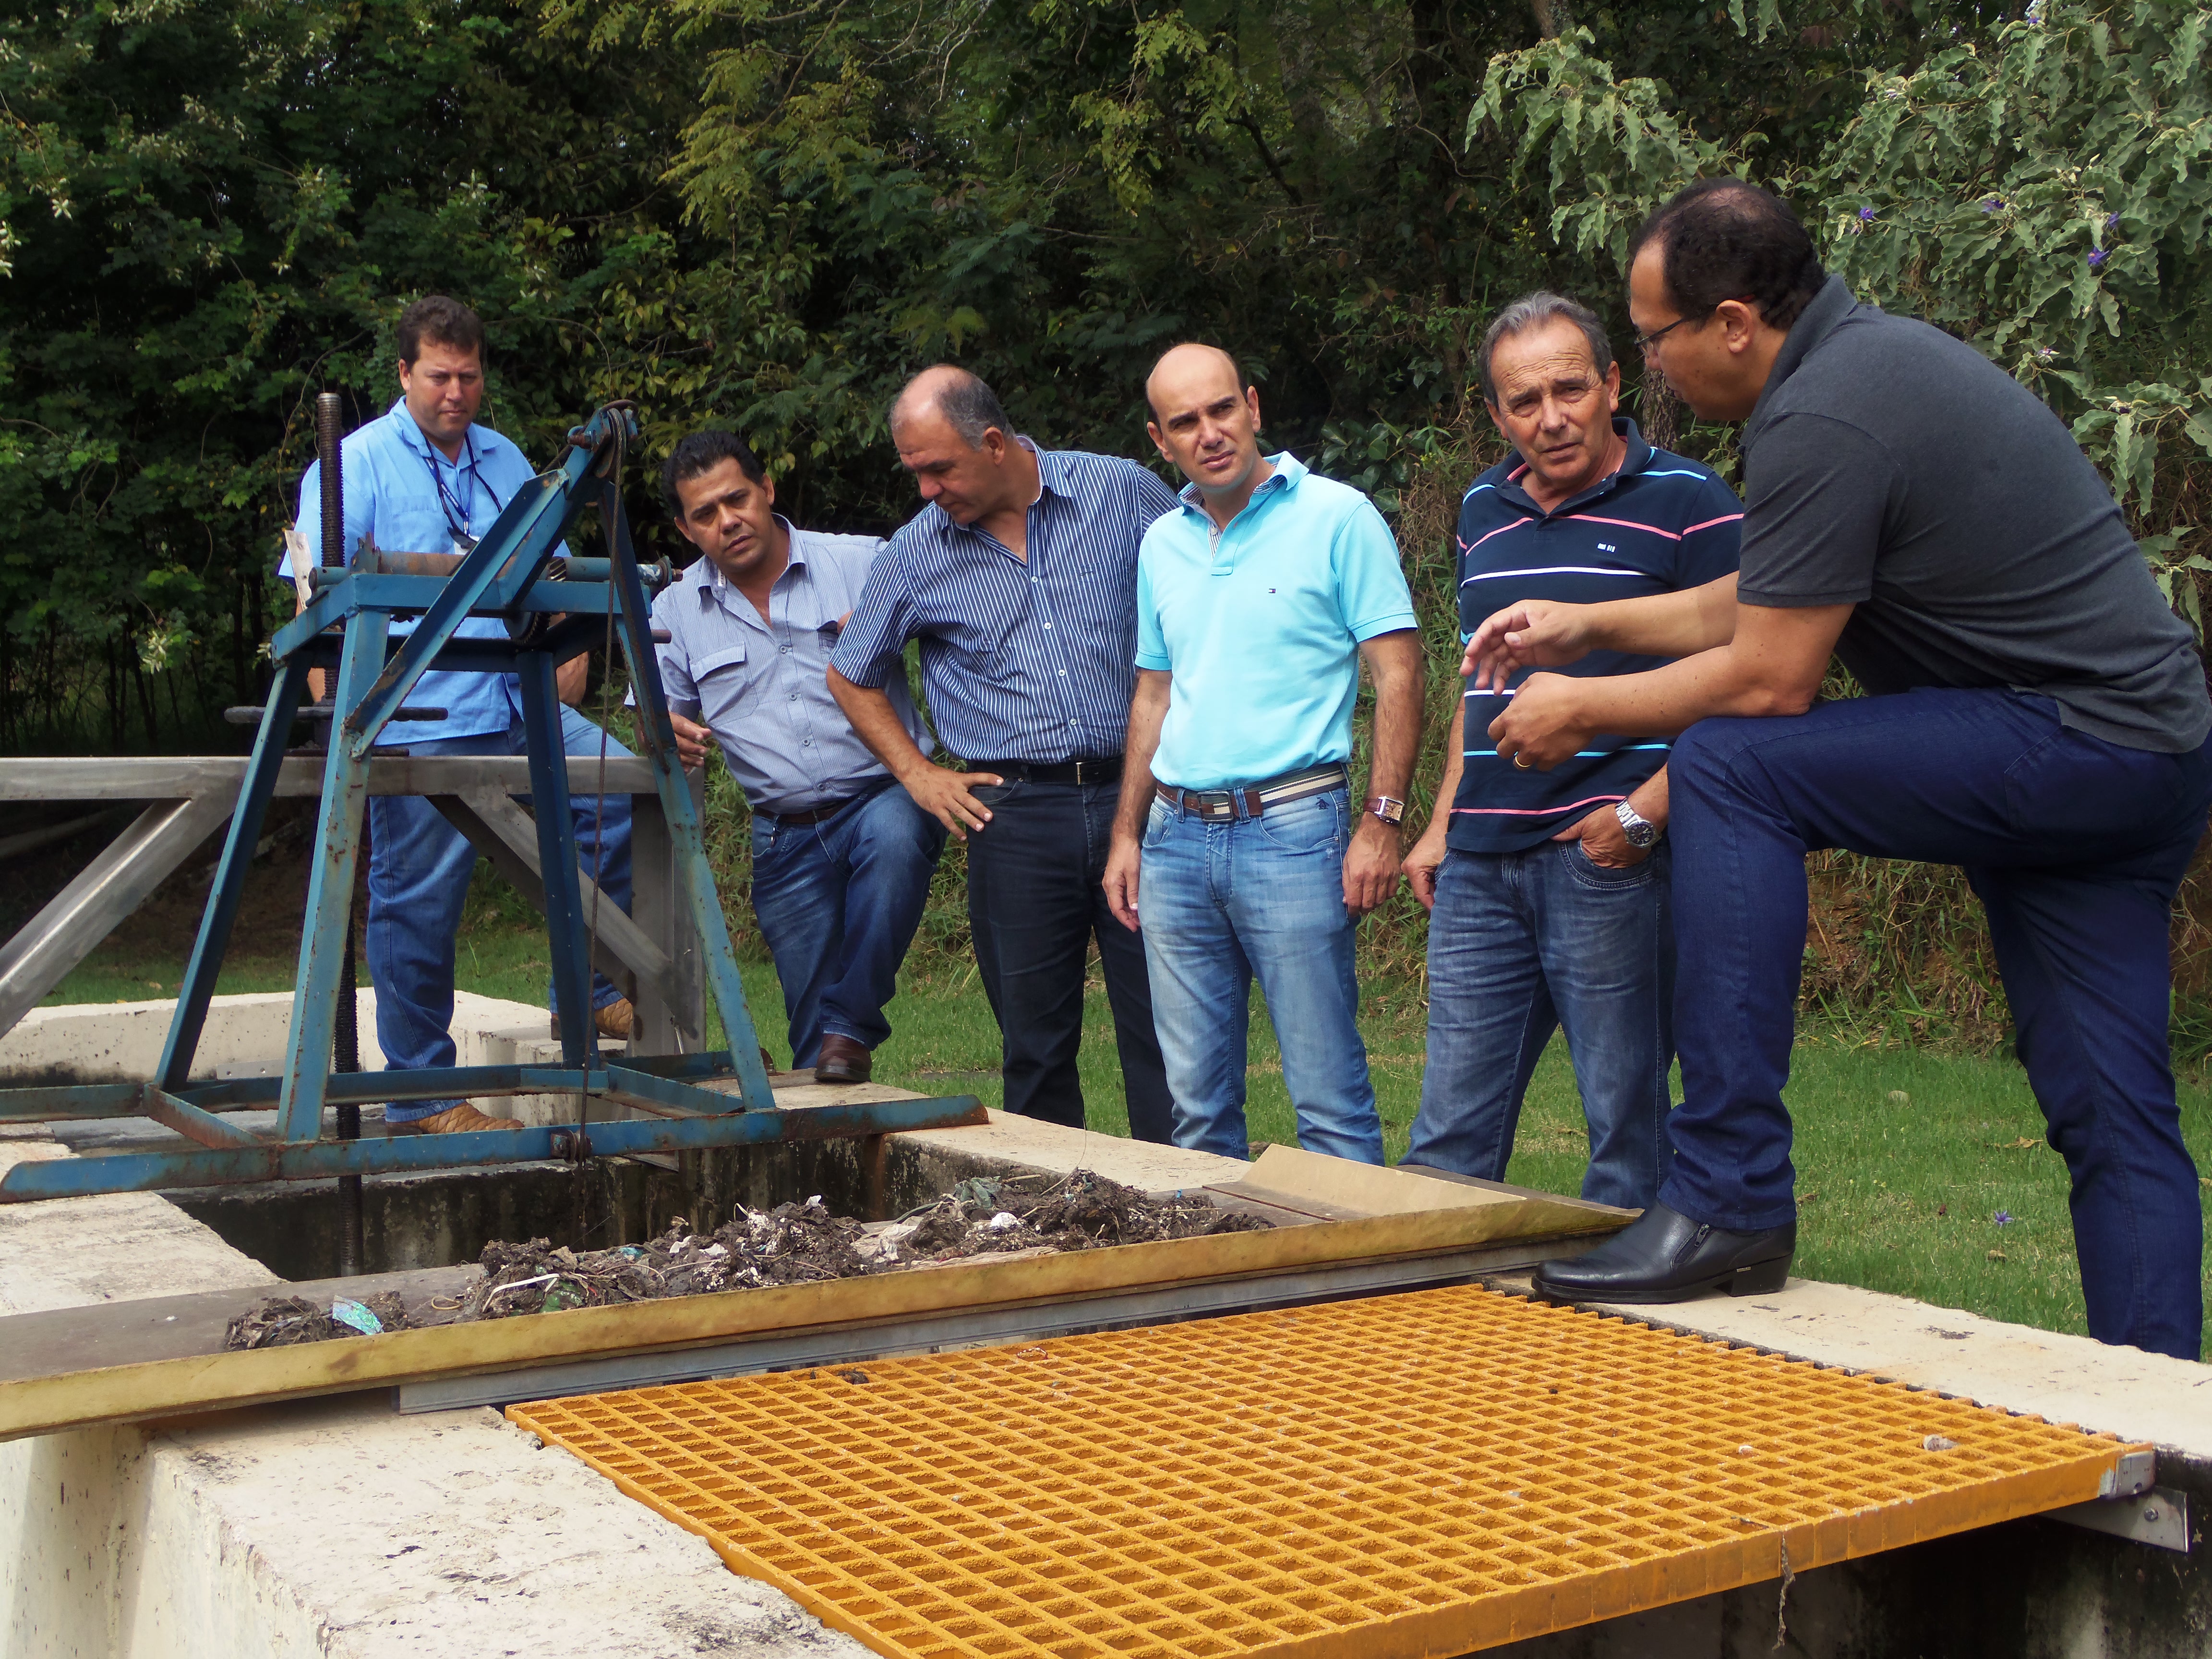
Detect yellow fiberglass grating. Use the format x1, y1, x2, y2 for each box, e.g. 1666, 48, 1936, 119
511, 1283, 2141, 1659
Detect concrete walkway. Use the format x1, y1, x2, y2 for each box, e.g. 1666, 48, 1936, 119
8, 992, 2212, 1656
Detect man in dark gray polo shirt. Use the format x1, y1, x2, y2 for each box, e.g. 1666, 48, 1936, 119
1470, 179, 2212, 1358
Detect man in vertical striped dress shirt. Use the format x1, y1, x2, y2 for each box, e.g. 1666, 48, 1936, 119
1403, 293, 1742, 1206
830, 367, 1180, 1140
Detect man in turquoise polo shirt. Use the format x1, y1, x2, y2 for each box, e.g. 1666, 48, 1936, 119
1103, 343, 1422, 1163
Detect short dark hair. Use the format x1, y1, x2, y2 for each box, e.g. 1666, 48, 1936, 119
1629, 179, 1827, 334
661, 430, 766, 512
396, 295, 486, 366
896, 367, 1011, 449
1477, 293, 1613, 405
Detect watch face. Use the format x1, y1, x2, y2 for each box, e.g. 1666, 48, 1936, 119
1626, 821, 1658, 847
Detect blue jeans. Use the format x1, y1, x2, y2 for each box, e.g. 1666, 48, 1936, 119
749, 781, 945, 1068
1409, 841, 1674, 1208
1667, 688, 2212, 1358
368, 707, 634, 1122
1139, 786, 1384, 1164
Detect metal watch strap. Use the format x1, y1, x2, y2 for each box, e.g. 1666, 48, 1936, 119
1614, 799, 1659, 847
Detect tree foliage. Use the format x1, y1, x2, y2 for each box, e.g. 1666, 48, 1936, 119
1, 0, 2202, 758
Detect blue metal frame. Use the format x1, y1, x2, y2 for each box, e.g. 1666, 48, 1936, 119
0, 404, 982, 1204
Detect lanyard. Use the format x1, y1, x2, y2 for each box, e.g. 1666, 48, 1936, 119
421, 432, 506, 550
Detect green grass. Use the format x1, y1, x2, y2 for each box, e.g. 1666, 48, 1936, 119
45, 866, 2212, 1353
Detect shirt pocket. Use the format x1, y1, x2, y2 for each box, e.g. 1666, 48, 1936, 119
373, 505, 453, 559
689, 643, 750, 714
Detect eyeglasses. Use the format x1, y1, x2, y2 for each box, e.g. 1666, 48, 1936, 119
1633, 315, 1696, 356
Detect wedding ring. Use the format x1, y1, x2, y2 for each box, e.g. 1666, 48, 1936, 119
1512, 753, 1533, 770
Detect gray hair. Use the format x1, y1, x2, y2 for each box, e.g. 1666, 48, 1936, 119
1477, 292, 1614, 405
896, 367, 1012, 450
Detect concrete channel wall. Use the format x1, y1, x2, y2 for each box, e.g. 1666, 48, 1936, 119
6, 995, 2212, 1656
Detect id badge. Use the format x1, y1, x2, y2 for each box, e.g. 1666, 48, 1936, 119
451, 533, 478, 555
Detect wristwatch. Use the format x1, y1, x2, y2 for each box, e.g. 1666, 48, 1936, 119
1614, 800, 1660, 848
1365, 794, 1407, 828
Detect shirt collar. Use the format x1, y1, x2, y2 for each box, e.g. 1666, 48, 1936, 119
1024, 438, 1067, 504
384, 395, 504, 469
1744, 274, 1858, 451
1493, 419, 1648, 515
697, 517, 805, 603
1178, 450, 1303, 517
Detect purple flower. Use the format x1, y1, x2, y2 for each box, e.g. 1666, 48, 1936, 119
2088, 248, 2108, 267
1994, 1210, 2015, 1226
1858, 205, 1878, 223
2106, 212, 2122, 229
1980, 197, 2002, 214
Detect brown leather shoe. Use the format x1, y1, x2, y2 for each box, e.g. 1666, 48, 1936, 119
813, 1034, 873, 1084
547, 1000, 636, 1040
387, 1102, 524, 1136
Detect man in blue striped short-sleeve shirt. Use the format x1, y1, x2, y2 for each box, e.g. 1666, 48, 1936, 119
1402, 293, 1741, 1206
829, 367, 1180, 1140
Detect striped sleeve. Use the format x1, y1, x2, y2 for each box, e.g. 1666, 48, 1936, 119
828, 540, 916, 690
1676, 471, 1746, 588
1126, 459, 1181, 527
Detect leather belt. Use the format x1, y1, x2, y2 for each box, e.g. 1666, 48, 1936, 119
967, 755, 1124, 786
1155, 764, 1349, 822
766, 796, 861, 827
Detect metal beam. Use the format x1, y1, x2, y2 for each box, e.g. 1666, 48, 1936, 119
0, 1093, 988, 1199
0, 793, 235, 1035
427, 784, 668, 1007
0, 754, 659, 800
139, 1086, 264, 1152
2035, 1468, 2194, 1557
160, 657, 309, 1090
276, 610, 384, 1142
628, 777, 704, 1058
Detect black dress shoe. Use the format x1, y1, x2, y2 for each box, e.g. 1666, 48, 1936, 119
813, 1033, 873, 1084
1531, 1201, 1794, 1305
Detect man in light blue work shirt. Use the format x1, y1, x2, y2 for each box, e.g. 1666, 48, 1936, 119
1103, 344, 1423, 1164
290, 296, 634, 1135
650, 431, 944, 1082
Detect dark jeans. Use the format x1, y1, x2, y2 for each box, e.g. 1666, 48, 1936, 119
965, 779, 1173, 1142
748, 781, 945, 1068
1410, 840, 1674, 1209
1666, 688, 2212, 1358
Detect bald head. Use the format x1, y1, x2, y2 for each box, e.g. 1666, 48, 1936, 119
1144, 342, 1269, 513
1143, 343, 1244, 421
890, 365, 1010, 450
889, 364, 1034, 527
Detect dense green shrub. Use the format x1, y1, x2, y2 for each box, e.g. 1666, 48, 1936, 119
7, 0, 2208, 1049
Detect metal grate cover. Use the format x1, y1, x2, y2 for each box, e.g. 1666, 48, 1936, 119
512, 1285, 2139, 1659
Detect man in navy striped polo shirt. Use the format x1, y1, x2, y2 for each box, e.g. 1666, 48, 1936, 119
830, 367, 1179, 1141
1403, 293, 1741, 1207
